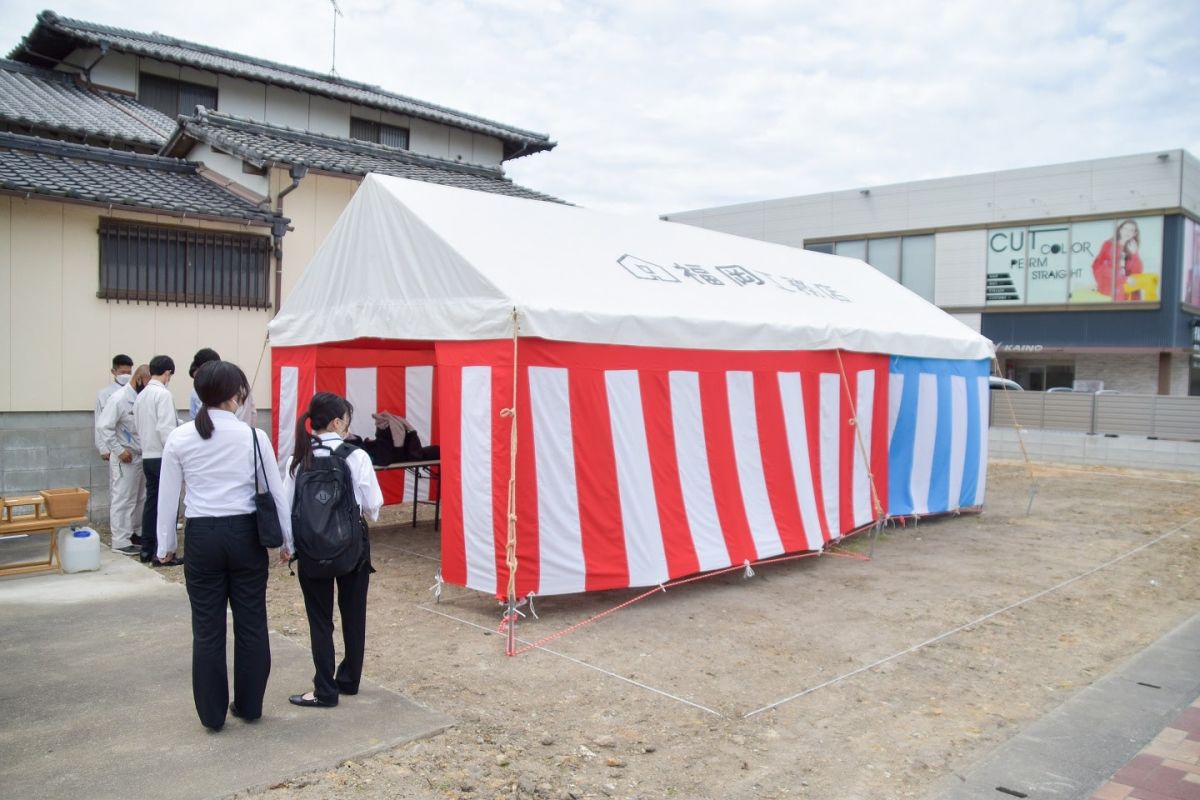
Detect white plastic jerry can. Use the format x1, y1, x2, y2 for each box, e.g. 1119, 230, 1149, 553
58, 527, 101, 573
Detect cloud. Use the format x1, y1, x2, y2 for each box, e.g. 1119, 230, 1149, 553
2, 0, 1197, 217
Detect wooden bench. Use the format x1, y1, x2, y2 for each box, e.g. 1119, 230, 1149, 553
375, 460, 440, 529
0, 496, 89, 577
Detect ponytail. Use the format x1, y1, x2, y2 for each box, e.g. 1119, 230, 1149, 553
289, 411, 314, 477
288, 392, 351, 476
196, 405, 215, 440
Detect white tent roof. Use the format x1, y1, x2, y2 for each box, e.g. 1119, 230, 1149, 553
269, 174, 993, 361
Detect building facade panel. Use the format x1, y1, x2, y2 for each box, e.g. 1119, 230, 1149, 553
217, 75, 267, 120
59, 203, 113, 410
192, 143, 269, 196
471, 133, 503, 167
409, 117, 450, 160
1089, 155, 1182, 212
10, 199, 65, 411
764, 196, 833, 239
934, 230, 987, 307
264, 84, 310, 130
1182, 151, 1200, 218
79, 49, 137, 93
307, 93, 350, 138
448, 127, 473, 164
0, 196, 10, 412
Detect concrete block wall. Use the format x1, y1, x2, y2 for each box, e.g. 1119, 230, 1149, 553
0, 412, 109, 517
989, 427, 1200, 472
1, 410, 274, 524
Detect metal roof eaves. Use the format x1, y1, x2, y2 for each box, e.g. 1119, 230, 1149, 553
39, 12, 554, 147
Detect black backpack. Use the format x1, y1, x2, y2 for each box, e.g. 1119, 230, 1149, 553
291, 441, 363, 578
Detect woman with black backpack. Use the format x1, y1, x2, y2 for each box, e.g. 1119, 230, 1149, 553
282, 392, 383, 708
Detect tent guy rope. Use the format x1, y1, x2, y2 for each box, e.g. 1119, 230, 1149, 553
500, 542, 872, 658
742, 512, 1200, 718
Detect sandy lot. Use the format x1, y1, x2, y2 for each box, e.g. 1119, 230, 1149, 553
151, 460, 1200, 799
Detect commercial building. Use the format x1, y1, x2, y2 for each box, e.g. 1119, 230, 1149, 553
0, 10, 558, 513
664, 151, 1200, 396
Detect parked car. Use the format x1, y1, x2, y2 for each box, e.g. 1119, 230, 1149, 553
988, 377, 1024, 392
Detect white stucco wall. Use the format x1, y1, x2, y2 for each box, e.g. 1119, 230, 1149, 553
0, 197, 276, 412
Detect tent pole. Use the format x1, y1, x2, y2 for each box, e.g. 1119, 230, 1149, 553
502, 308, 521, 656
834, 350, 886, 533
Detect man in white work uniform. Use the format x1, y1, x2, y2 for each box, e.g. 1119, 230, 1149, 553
134, 355, 180, 566
97, 365, 149, 554
95, 354, 133, 465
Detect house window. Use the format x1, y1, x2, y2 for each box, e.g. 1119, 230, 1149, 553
98, 219, 272, 309
350, 117, 410, 149
138, 72, 218, 117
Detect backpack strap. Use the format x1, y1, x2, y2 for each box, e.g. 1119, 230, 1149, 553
332, 441, 360, 459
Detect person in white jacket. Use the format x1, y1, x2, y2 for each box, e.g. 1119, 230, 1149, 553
94, 354, 133, 462
97, 364, 149, 553
133, 355, 179, 565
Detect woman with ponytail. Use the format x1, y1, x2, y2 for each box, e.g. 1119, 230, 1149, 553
282, 392, 382, 708
157, 360, 292, 731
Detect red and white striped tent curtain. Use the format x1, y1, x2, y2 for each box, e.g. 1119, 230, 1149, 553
273, 338, 889, 599
272, 342, 437, 505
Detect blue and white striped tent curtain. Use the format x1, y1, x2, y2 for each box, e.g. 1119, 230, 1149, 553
888, 357, 991, 517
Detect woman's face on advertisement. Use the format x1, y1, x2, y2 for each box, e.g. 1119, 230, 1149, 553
1118, 221, 1138, 243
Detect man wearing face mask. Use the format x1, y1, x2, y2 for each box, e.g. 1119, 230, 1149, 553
95, 354, 134, 464
98, 365, 150, 554
134, 355, 182, 566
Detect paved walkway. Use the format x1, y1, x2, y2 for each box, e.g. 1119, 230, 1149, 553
934, 613, 1200, 800
0, 545, 451, 800
1089, 698, 1200, 800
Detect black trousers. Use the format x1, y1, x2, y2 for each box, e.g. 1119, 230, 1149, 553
183, 514, 270, 729
297, 545, 372, 705
140, 457, 162, 560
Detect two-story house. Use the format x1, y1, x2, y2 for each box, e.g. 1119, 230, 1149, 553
0, 9, 559, 514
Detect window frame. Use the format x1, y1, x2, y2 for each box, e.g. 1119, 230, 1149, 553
137, 72, 218, 118
97, 218, 273, 310
350, 116, 410, 150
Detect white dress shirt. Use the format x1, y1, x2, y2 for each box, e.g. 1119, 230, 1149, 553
95, 381, 122, 455
282, 432, 384, 523
156, 410, 292, 558
97, 383, 141, 457
133, 379, 178, 459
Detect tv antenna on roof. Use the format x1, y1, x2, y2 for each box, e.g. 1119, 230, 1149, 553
329, 0, 344, 76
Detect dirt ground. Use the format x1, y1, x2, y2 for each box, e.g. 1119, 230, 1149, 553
149, 460, 1199, 800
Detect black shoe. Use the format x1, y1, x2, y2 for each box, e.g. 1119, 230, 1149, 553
151, 557, 184, 567
288, 693, 337, 708
129, 534, 143, 546
114, 545, 141, 555
229, 702, 259, 722
139, 554, 152, 563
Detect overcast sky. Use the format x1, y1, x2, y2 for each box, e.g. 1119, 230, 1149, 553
3, 0, 1198, 216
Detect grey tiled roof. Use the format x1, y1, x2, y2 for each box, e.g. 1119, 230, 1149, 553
0, 59, 173, 148
0, 132, 276, 224
167, 110, 566, 204
12, 11, 555, 160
